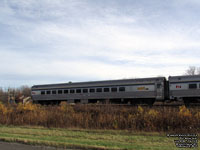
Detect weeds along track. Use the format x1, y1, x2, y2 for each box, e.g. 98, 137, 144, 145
79, 103, 200, 108
0, 102, 200, 132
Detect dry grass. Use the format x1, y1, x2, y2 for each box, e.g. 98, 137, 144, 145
0, 102, 199, 132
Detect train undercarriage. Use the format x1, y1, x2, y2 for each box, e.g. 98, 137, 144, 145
32, 97, 200, 107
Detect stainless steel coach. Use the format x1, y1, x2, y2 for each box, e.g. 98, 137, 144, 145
31, 77, 167, 105
169, 75, 200, 104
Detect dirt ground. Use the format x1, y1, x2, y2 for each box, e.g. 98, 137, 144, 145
0, 141, 72, 150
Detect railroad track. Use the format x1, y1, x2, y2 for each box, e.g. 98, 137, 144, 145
73, 102, 200, 107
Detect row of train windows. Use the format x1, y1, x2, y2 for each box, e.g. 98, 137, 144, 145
41, 87, 125, 95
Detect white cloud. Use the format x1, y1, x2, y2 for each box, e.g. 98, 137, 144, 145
0, 0, 200, 87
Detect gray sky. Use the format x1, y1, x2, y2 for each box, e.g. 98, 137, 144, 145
0, 0, 200, 88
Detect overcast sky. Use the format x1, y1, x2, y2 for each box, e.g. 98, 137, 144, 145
0, 0, 200, 88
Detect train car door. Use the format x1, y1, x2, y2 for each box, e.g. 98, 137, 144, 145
156, 82, 163, 100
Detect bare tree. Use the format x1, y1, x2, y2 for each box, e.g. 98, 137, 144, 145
20, 86, 31, 97
197, 67, 200, 75
0, 88, 8, 104
185, 66, 200, 75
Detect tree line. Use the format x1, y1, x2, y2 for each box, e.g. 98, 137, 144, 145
0, 86, 31, 103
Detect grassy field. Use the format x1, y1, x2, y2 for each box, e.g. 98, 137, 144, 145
0, 126, 198, 150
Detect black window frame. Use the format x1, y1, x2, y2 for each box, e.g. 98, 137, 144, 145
96, 88, 102, 92
189, 84, 197, 89
111, 87, 117, 92
104, 88, 110, 92
58, 90, 63, 94
119, 87, 125, 92
89, 88, 95, 93
70, 89, 75, 93
46, 91, 51, 94
41, 91, 45, 95
76, 89, 81, 93
64, 90, 68, 94
52, 90, 56, 94
83, 89, 88, 93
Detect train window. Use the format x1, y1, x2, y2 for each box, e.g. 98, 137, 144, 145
52, 90, 56, 94
157, 84, 161, 88
89, 88, 95, 93
46, 91, 51, 94
70, 89, 75, 93
76, 89, 81, 93
104, 88, 110, 92
189, 84, 197, 89
119, 87, 125, 92
58, 90, 63, 94
64, 90, 68, 94
111, 87, 117, 92
41, 91, 45, 95
83, 89, 88, 93
96, 88, 102, 92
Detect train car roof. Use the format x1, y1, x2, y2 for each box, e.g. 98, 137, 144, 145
32, 77, 166, 90
169, 75, 200, 82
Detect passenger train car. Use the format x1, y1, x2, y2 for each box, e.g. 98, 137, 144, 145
31, 77, 168, 105
31, 75, 200, 105
169, 75, 200, 104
